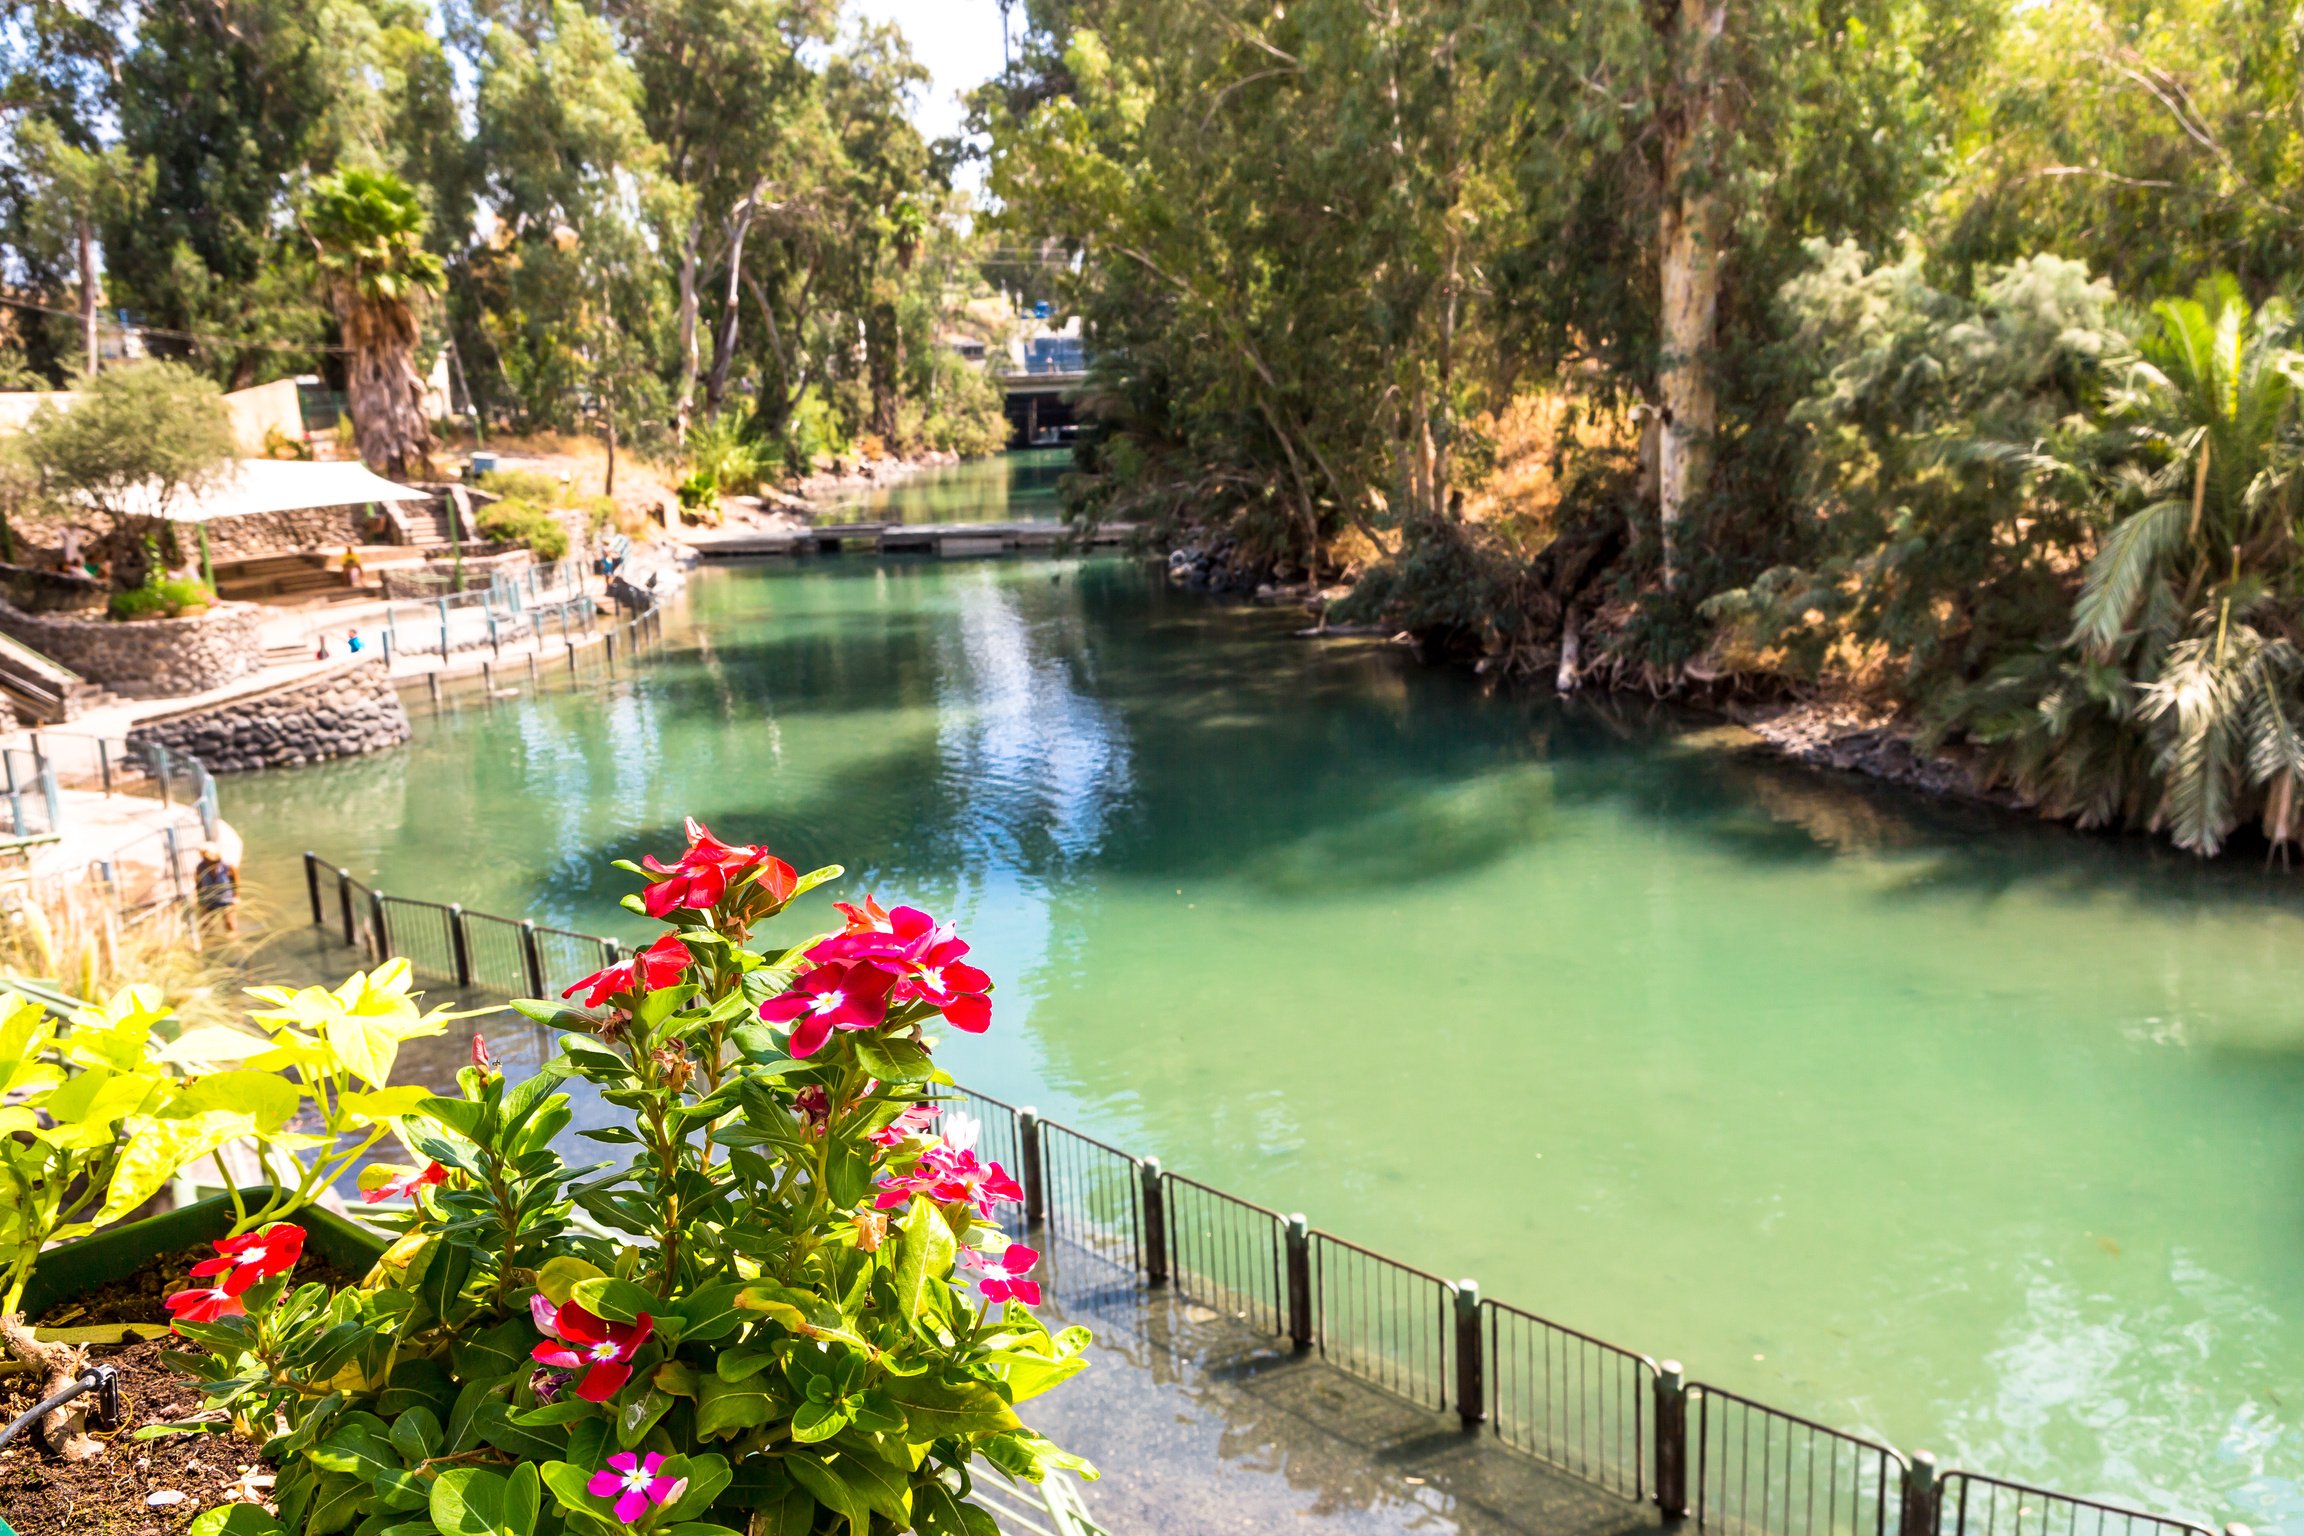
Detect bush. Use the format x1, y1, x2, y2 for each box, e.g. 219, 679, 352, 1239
687, 414, 777, 495
108, 574, 215, 620
476, 495, 571, 560
167, 825, 1098, 1535
478, 468, 568, 506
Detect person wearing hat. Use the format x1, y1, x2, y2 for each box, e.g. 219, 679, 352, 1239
194, 842, 240, 933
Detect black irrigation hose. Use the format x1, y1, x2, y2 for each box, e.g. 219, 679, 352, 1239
0, 1363, 119, 1449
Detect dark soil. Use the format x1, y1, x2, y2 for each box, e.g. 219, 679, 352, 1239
4, 1246, 365, 1532
30, 1243, 365, 1328
0, 1338, 271, 1535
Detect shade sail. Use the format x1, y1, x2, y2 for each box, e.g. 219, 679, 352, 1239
126, 459, 434, 523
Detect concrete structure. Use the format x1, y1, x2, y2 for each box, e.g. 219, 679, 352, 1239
126, 654, 409, 773
0, 598, 264, 699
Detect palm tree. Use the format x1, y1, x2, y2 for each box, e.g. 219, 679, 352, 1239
305, 169, 447, 479
1967, 280, 2304, 853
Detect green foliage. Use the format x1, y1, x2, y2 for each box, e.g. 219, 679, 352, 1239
478, 469, 570, 507
0, 965, 441, 1315
18, 362, 234, 539
476, 498, 572, 561
109, 573, 214, 620
306, 168, 445, 306
685, 416, 775, 497
169, 847, 1094, 1535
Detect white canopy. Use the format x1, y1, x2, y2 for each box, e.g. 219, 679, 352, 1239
128, 459, 434, 523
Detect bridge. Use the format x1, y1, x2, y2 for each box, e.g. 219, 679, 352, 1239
685, 518, 1136, 559
999, 333, 1089, 446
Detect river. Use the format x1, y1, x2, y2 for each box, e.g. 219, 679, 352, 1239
223, 452, 2304, 1528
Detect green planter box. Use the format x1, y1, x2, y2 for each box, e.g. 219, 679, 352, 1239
22, 1188, 391, 1321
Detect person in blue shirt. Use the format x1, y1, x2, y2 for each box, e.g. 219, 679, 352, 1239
346, 629, 365, 654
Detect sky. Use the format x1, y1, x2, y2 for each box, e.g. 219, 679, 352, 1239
848, 0, 1013, 145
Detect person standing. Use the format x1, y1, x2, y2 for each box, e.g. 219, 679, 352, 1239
194, 843, 240, 934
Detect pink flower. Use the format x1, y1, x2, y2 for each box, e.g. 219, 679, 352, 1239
363, 1161, 447, 1204
756, 961, 893, 1058
965, 1243, 1043, 1306
189, 1224, 304, 1292
793, 1084, 831, 1136
585, 1451, 686, 1524
640, 818, 796, 919
472, 1033, 496, 1071
868, 1102, 941, 1149
872, 1142, 1023, 1219
530, 1291, 563, 1337
531, 1299, 654, 1402
564, 933, 693, 1008
809, 903, 992, 1033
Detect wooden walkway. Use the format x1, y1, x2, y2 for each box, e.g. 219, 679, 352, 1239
686, 519, 1138, 560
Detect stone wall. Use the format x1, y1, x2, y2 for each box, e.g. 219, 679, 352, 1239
200, 506, 372, 561
0, 599, 263, 698
127, 655, 411, 773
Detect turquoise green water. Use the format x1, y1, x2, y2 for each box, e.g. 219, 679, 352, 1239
837, 447, 1069, 523
224, 515, 2304, 1527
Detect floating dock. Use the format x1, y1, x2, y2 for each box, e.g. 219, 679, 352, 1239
686, 520, 1138, 560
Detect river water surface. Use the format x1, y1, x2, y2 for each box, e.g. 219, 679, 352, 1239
224, 454, 2304, 1527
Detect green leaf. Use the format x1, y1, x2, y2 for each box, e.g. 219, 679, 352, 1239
533, 1255, 605, 1305
893, 1197, 957, 1326
881, 1374, 1021, 1439
509, 1399, 599, 1427
537, 1460, 598, 1521
379, 1359, 458, 1423
387, 1406, 442, 1466
850, 1034, 936, 1083
189, 1507, 287, 1536
473, 1397, 569, 1462
448, 1316, 529, 1383
789, 1399, 849, 1443
170, 1068, 303, 1130
785, 1453, 869, 1536
714, 1346, 777, 1382
911, 1483, 998, 1536
308, 1413, 402, 1483
694, 1373, 782, 1439
373, 1469, 432, 1514
656, 1454, 731, 1523
571, 1274, 663, 1324
430, 1468, 511, 1536
308, 1471, 374, 1536
669, 1279, 750, 1344
615, 1387, 675, 1449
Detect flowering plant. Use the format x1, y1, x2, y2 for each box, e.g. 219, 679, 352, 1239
167, 822, 1093, 1535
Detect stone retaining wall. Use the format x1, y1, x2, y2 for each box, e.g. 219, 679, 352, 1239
201, 506, 371, 561
0, 599, 263, 698
127, 656, 411, 773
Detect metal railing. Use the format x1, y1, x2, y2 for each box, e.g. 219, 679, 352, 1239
1485, 1298, 1656, 1500
1164, 1174, 1286, 1335
0, 744, 60, 837
292, 867, 2253, 1536
28, 731, 221, 842
1691, 1384, 1908, 1536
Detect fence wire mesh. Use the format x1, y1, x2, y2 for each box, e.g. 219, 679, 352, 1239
1164, 1174, 1286, 1334
1310, 1230, 1456, 1412
944, 1086, 1025, 1239
1693, 1384, 1907, 1536
377, 896, 458, 982
463, 910, 537, 995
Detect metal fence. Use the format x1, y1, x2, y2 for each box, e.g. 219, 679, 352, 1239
1485, 1298, 1656, 1500
293, 868, 2252, 1536
1692, 1384, 1908, 1536
15, 732, 220, 843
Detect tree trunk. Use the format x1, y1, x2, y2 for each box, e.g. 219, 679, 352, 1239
1655, 0, 1727, 593
77, 218, 98, 379
335, 290, 437, 481
671, 220, 704, 445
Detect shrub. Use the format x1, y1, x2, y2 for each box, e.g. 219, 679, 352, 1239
108, 573, 216, 620
479, 468, 569, 506
688, 415, 777, 496
167, 823, 1096, 1535
478, 495, 572, 560
18, 363, 234, 572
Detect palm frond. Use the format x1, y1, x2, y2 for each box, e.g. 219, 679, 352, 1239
2072, 497, 2186, 652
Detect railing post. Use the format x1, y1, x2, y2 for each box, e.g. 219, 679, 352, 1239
1901, 1451, 1940, 1536
369, 887, 389, 962
1655, 1360, 1688, 1521
154, 744, 173, 807
1454, 1281, 1484, 1429
605, 629, 617, 667
40, 761, 59, 833
304, 851, 324, 925
437, 596, 451, 657
4, 749, 25, 835
97, 737, 111, 795
1285, 1213, 1313, 1350
448, 902, 473, 987
1138, 1157, 1167, 1285
1017, 1106, 1046, 1229
519, 919, 546, 997
337, 867, 356, 946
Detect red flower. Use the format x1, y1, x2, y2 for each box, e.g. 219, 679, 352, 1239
531, 1299, 654, 1403
364, 1161, 448, 1204
640, 818, 796, 918
564, 933, 693, 1008
165, 1283, 246, 1325
895, 947, 992, 1035
964, 1243, 1043, 1306
189, 1223, 305, 1294
757, 961, 893, 1058
868, 1102, 941, 1149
